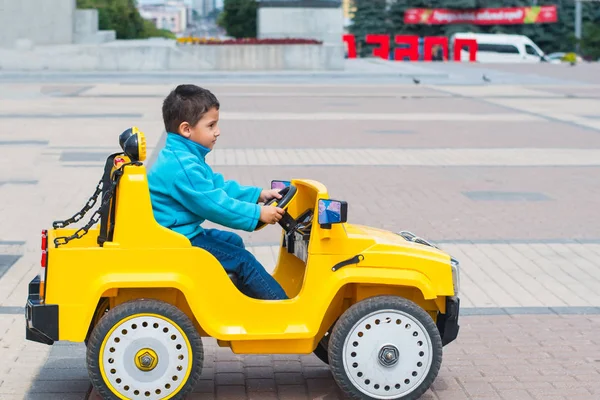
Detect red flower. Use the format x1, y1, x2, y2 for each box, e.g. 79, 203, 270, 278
178, 37, 323, 45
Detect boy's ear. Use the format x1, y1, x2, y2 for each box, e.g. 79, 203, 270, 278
178, 121, 191, 138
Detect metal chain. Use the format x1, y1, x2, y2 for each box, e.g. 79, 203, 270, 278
52, 178, 104, 229
53, 168, 125, 247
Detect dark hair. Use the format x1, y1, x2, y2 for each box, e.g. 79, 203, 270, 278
162, 84, 220, 133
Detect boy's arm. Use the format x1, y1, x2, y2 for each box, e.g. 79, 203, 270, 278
212, 171, 261, 204
172, 167, 261, 232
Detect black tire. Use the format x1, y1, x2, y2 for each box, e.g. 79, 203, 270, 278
313, 331, 330, 365
328, 296, 442, 400
86, 299, 203, 400
85, 298, 111, 347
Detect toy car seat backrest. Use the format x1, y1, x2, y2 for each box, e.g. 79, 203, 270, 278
97, 128, 146, 247
96, 153, 125, 247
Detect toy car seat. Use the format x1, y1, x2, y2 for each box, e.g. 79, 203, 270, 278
97, 128, 146, 247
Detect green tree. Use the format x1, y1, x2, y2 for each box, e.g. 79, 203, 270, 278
77, 0, 175, 39
216, 0, 258, 39
139, 19, 176, 40
581, 21, 600, 60
350, 0, 388, 57
441, 0, 479, 10
388, 0, 440, 37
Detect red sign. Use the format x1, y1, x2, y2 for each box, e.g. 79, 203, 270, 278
365, 34, 391, 60
404, 6, 558, 25
342, 34, 478, 62
342, 34, 357, 58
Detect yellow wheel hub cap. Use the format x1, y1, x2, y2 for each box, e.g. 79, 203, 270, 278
135, 348, 159, 371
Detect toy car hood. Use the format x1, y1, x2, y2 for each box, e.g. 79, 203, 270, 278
344, 223, 449, 257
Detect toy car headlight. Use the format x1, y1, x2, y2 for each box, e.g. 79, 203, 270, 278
450, 257, 460, 296
119, 126, 147, 162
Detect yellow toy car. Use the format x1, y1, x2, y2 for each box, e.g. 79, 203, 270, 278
25, 128, 460, 400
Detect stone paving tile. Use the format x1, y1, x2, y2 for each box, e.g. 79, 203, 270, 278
214, 119, 600, 149
476, 96, 600, 133
41, 81, 600, 99
423, 62, 600, 85
0, 96, 163, 116
2, 61, 597, 85
61, 145, 600, 168
203, 148, 600, 167
431, 85, 563, 98
539, 86, 600, 97
486, 97, 600, 118
78, 83, 452, 98
218, 111, 540, 122
208, 96, 517, 115
0, 118, 163, 149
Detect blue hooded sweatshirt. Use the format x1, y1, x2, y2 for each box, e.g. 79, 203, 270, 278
147, 132, 262, 240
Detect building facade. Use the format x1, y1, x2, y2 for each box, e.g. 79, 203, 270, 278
192, 0, 217, 18
138, 1, 189, 34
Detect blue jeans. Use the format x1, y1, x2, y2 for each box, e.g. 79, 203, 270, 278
191, 229, 288, 300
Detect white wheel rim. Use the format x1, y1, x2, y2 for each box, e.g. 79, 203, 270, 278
342, 309, 434, 399
101, 315, 191, 399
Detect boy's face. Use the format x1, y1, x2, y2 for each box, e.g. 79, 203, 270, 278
179, 107, 220, 150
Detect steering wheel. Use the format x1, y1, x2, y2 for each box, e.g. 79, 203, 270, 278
255, 185, 298, 231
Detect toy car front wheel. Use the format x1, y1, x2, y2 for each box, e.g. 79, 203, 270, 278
86, 299, 203, 399
328, 296, 442, 400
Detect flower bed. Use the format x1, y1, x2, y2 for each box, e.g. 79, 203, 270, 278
176, 37, 323, 45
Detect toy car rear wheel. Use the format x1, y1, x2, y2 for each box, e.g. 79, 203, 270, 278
328, 296, 442, 400
86, 299, 203, 400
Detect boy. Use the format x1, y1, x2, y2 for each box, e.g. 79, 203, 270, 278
147, 84, 288, 300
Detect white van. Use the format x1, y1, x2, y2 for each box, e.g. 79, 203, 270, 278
450, 32, 548, 63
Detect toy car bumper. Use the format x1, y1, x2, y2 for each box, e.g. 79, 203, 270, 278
25, 275, 58, 345
436, 296, 460, 346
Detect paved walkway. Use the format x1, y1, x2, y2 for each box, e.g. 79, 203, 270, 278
1, 73, 600, 399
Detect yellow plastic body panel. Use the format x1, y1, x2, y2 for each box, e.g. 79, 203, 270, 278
44, 166, 455, 354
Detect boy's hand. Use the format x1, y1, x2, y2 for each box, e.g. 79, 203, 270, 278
259, 188, 283, 203
260, 205, 285, 224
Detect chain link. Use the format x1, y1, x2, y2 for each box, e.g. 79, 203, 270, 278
52, 178, 103, 229
54, 167, 126, 247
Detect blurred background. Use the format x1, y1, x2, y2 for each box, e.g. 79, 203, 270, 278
1, 0, 599, 71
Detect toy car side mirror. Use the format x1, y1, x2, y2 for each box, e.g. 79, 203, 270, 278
271, 180, 290, 190
318, 199, 348, 229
